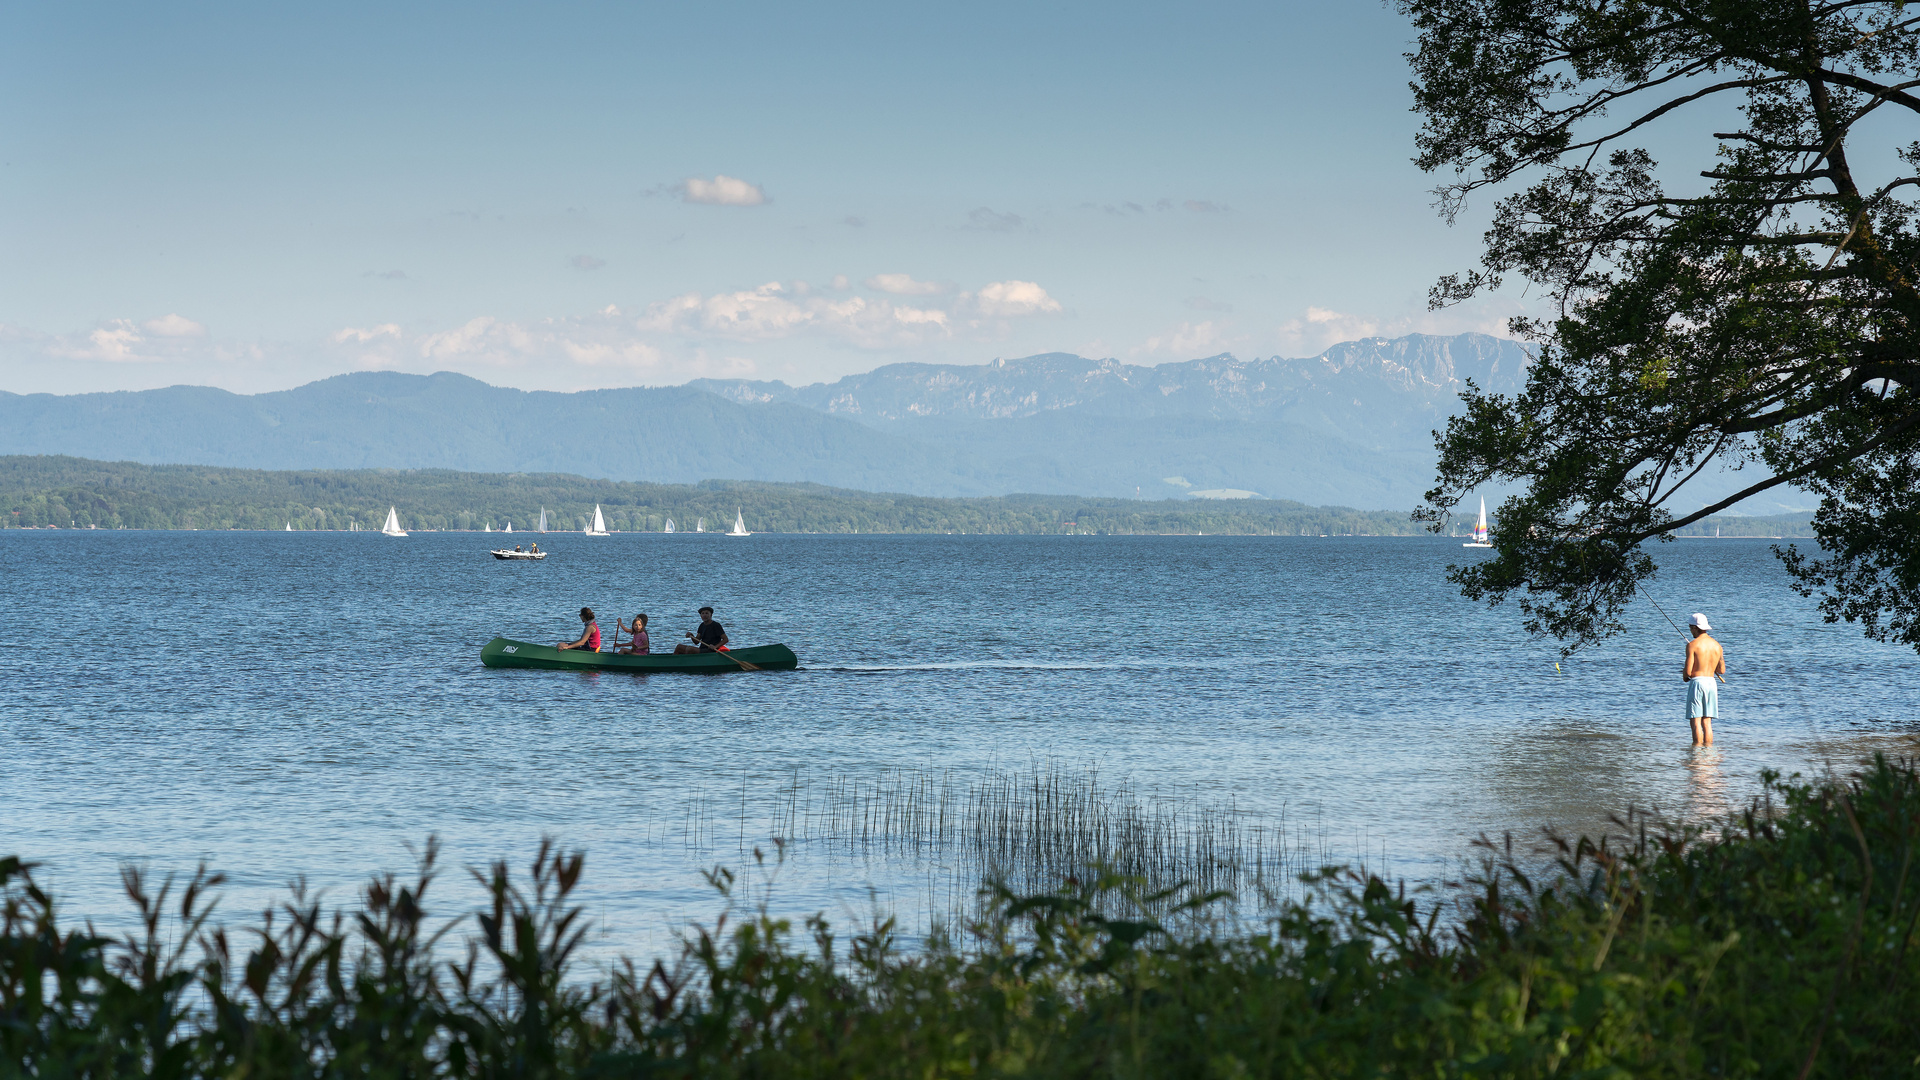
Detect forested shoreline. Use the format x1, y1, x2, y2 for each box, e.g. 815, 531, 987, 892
0, 455, 1420, 535
0, 456, 1812, 537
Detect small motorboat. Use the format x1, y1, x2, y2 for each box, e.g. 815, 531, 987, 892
491, 549, 546, 560
480, 638, 796, 672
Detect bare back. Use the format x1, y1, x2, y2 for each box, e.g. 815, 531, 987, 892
1684, 633, 1724, 680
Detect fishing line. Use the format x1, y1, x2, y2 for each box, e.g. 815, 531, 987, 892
1638, 581, 1727, 684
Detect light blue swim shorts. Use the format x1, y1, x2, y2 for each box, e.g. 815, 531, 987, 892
1688, 675, 1719, 719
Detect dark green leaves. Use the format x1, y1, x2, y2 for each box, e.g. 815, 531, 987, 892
1403, 0, 1920, 650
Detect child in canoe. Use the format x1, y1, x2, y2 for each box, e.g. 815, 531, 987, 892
617, 613, 650, 654
556, 607, 601, 651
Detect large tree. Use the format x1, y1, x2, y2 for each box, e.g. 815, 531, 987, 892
1403, 0, 1920, 651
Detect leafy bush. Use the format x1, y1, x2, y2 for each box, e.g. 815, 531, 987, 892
5, 759, 1917, 1077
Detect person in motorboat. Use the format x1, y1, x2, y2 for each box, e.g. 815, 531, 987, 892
557, 607, 601, 651
514, 544, 524, 552
674, 607, 729, 654
617, 613, 650, 654
530, 542, 540, 554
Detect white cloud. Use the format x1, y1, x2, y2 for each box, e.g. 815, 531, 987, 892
2, 269, 1069, 394
637, 282, 951, 346
332, 324, 403, 344
1184, 199, 1227, 213
38, 316, 221, 363
347, 276, 1063, 368
863, 273, 951, 296
1141, 320, 1236, 357
1272, 305, 1515, 356
141, 313, 207, 337
419, 317, 531, 359
83, 321, 146, 361
680, 175, 767, 206
571, 254, 607, 270
967, 280, 1061, 318
561, 339, 663, 368
328, 308, 757, 382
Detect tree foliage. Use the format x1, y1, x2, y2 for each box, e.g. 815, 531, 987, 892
1403, 0, 1920, 649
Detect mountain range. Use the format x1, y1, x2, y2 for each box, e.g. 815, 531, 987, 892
0, 334, 1532, 507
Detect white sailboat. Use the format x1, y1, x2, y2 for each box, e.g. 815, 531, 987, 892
285, 522, 293, 531
538, 507, 548, 533
1462, 497, 1492, 548
585, 504, 609, 536
484, 522, 492, 533
505, 521, 513, 533
695, 517, 705, 533
381, 507, 408, 537
664, 518, 676, 534
728, 509, 751, 537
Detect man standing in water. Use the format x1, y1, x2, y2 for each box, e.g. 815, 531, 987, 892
1683, 613, 1725, 746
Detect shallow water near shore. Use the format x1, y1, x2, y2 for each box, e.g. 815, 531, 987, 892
3, 531, 1917, 960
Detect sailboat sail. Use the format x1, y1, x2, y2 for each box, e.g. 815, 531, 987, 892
585, 504, 609, 536
285, 522, 292, 531
728, 509, 750, 537
382, 507, 408, 537
664, 518, 675, 534
484, 522, 491, 532
1463, 497, 1491, 548
696, 518, 704, 532
505, 521, 513, 533
538, 508, 548, 533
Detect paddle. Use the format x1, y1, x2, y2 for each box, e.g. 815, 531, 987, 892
685, 631, 760, 670
1637, 583, 1727, 684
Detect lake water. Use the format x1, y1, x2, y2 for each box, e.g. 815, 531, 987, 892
3, 531, 1917, 959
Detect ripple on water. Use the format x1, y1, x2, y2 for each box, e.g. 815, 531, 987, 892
2, 531, 1917, 961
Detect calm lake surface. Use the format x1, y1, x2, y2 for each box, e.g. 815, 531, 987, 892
4, 531, 1917, 959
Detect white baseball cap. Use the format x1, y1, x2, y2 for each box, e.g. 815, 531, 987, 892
1689, 613, 1712, 631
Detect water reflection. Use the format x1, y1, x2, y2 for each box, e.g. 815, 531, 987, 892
1681, 746, 1732, 823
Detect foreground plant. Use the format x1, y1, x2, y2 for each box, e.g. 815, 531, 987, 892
4, 758, 1919, 1077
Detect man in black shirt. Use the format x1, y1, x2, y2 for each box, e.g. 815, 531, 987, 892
675, 606, 730, 654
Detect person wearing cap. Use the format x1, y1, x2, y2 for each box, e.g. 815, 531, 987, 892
1682, 613, 1725, 746
673, 606, 730, 654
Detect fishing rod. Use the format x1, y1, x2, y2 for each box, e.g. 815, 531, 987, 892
1637, 582, 1727, 684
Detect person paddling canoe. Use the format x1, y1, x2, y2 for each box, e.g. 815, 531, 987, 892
557, 607, 601, 652
1683, 613, 1725, 746
674, 606, 729, 654
617, 613, 650, 654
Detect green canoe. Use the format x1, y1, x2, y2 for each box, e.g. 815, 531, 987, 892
480, 637, 798, 673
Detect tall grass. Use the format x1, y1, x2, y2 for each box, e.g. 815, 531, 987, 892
752, 763, 1341, 923
5, 757, 1918, 1077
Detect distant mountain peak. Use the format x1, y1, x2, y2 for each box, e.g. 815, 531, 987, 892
0, 331, 1538, 510
688, 332, 1531, 424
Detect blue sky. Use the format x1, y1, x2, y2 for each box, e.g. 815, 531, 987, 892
0, 0, 1521, 395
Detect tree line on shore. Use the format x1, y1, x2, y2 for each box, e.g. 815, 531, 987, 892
0, 455, 1812, 538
